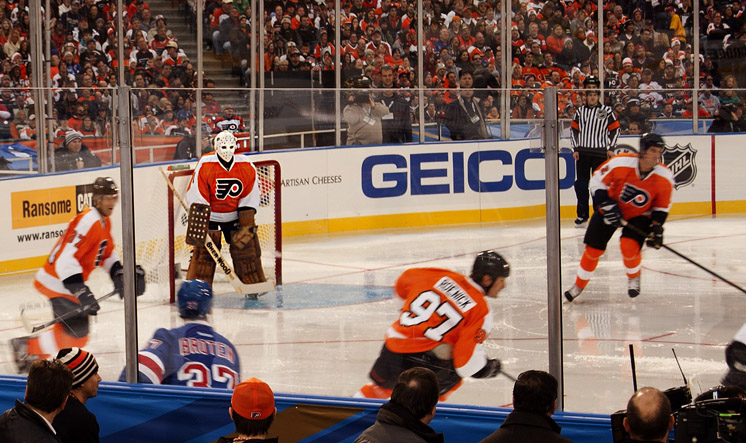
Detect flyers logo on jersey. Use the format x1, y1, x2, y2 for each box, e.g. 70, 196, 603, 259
620, 184, 650, 207
215, 179, 243, 200
435, 276, 476, 312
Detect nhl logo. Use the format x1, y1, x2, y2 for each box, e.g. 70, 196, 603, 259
662, 143, 697, 189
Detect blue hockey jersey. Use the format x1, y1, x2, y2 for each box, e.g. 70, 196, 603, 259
120, 320, 240, 388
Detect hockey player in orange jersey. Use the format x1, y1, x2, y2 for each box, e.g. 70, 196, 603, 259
355, 251, 511, 401
564, 133, 674, 302
11, 177, 146, 372
184, 130, 266, 294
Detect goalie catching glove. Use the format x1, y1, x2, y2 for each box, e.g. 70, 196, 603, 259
232, 208, 258, 249
599, 200, 622, 227
646, 224, 664, 249
472, 358, 502, 379
111, 262, 147, 298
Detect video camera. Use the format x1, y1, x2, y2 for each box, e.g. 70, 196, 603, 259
343, 75, 372, 105
675, 398, 746, 442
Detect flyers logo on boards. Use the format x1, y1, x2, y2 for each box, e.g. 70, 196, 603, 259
662, 143, 697, 190
11, 184, 96, 229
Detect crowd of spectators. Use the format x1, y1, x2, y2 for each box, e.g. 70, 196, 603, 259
198, 0, 746, 134
1, 0, 746, 155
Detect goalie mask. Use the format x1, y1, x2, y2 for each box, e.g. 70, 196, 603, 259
214, 130, 237, 163
471, 250, 510, 291
177, 279, 213, 319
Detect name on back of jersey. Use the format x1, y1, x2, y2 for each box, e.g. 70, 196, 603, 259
179, 337, 236, 364
435, 277, 476, 312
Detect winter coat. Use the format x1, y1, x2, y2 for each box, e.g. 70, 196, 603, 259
0, 399, 62, 443
478, 409, 573, 443
354, 402, 444, 443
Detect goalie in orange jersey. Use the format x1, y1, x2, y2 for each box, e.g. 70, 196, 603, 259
184, 130, 266, 294
564, 133, 675, 302
355, 251, 511, 401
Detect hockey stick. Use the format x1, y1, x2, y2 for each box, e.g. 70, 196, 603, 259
21, 290, 118, 334
500, 370, 517, 382
159, 168, 275, 295
620, 220, 746, 295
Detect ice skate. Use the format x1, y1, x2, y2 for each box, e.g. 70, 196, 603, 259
628, 276, 641, 298
574, 217, 588, 228
564, 285, 583, 302
10, 336, 37, 374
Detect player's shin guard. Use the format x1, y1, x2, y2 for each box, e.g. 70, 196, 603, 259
566, 246, 605, 302
575, 246, 605, 289
621, 237, 642, 297
620, 237, 642, 278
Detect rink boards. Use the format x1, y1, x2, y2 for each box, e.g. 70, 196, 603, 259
0, 376, 613, 443
0, 134, 743, 274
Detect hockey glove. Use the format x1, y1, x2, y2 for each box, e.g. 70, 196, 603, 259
472, 358, 502, 379
233, 209, 257, 249
599, 200, 622, 227
646, 224, 664, 249
233, 225, 257, 249
112, 263, 147, 298
74, 285, 100, 316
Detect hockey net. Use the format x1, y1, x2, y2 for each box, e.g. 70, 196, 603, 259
136, 160, 282, 303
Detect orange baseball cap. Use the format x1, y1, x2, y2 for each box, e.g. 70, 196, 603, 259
231, 378, 276, 420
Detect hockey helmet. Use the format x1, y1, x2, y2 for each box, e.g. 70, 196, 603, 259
583, 75, 601, 90
639, 132, 665, 155
177, 279, 213, 319
214, 130, 237, 163
471, 250, 510, 289
92, 177, 118, 196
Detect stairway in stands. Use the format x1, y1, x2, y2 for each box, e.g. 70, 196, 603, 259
145, 0, 241, 89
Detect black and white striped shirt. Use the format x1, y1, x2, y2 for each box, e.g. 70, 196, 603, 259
570, 104, 621, 155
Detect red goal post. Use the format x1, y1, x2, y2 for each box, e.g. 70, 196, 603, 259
164, 160, 282, 302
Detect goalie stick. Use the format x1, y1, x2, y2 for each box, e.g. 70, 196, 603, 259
159, 168, 275, 296
21, 290, 118, 333
620, 220, 746, 295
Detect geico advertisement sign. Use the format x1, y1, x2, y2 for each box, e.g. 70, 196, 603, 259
361, 149, 575, 198
12, 184, 95, 229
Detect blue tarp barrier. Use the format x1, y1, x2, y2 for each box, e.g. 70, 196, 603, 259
0, 142, 37, 170
0, 376, 613, 442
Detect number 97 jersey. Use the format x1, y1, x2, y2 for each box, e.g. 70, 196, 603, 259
385, 268, 494, 378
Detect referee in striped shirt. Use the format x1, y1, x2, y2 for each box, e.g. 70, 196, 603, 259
570, 76, 620, 228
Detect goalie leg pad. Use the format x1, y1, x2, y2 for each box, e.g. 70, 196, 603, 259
230, 234, 266, 284
187, 231, 221, 286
